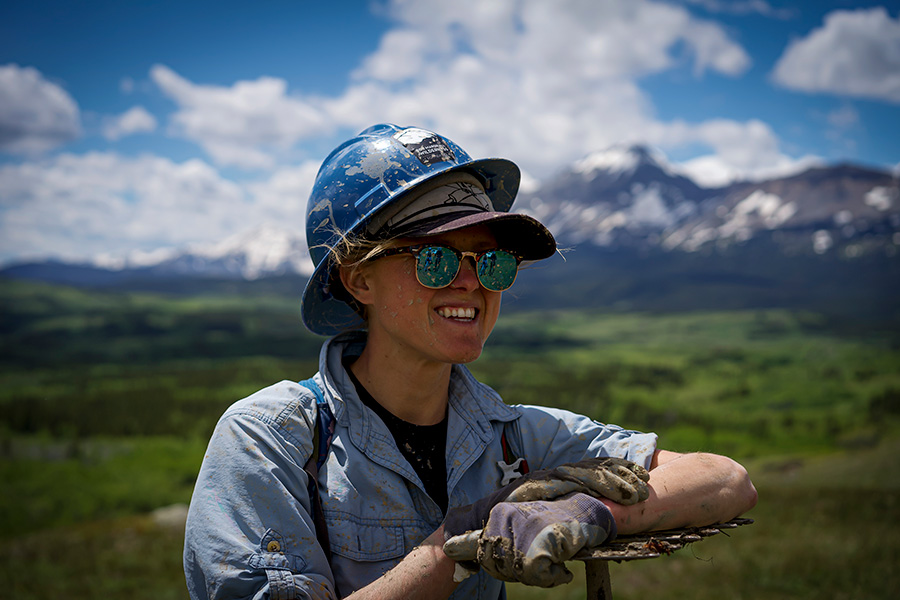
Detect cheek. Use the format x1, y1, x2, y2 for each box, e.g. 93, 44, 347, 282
380, 278, 431, 324
373, 260, 417, 303
482, 292, 502, 331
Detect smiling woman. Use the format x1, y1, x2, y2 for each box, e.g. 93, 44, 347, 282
182, 124, 757, 600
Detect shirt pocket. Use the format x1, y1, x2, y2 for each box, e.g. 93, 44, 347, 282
325, 512, 406, 562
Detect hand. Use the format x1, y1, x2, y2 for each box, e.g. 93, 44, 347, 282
443, 457, 648, 542
443, 493, 616, 587
505, 457, 650, 504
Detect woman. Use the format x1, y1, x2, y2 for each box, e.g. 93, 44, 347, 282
184, 124, 757, 599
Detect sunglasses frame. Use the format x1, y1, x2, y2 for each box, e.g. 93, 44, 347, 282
373, 244, 523, 291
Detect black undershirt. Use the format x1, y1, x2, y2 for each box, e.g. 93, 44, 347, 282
344, 360, 449, 512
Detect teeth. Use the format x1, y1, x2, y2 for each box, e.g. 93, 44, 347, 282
438, 307, 476, 320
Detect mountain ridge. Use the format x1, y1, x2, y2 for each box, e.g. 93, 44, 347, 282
2, 146, 897, 299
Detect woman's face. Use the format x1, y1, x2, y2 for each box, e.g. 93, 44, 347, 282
345, 225, 504, 367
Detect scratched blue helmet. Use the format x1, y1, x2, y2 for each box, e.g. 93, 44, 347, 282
301, 123, 553, 336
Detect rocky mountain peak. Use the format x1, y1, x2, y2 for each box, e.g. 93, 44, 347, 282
572, 144, 670, 178
3, 147, 897, 284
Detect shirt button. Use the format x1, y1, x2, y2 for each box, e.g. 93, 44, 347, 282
267, 540, 282, 553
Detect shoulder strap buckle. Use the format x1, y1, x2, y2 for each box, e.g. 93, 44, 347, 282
498, 419, 530, 485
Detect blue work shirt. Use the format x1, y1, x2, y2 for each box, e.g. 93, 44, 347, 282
184, 332, 658, 599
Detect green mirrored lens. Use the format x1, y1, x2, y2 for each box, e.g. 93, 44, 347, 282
477, 250, 518, 291
416, 246, 460, 288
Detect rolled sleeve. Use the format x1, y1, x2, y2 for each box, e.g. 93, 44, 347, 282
184, 383, 336, 600
514, 404, 658, 471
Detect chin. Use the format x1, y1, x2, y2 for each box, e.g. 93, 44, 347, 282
448, 344, 484, 364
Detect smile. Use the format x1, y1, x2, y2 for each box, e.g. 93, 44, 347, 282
437, 307, 477, 320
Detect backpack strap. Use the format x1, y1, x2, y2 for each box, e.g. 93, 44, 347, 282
298, 378, 333, 562
498, 418, 530, 485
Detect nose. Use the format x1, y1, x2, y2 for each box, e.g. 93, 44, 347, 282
450, 255, 481, 291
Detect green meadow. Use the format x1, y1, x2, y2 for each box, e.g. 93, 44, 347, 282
1, 280, 898, 598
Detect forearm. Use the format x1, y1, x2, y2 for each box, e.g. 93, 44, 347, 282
603, 451, 757, 534
344, 526, 459, 600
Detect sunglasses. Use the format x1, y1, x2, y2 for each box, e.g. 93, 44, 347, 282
374, 244, 522, 292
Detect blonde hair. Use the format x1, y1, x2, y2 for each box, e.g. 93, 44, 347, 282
321, 230, 406, 322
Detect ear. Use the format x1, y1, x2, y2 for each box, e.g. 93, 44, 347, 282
338, 264, 374, 306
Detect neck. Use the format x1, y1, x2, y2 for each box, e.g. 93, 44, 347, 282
349, 346, 452, 426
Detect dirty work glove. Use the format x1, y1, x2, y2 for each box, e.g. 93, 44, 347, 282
443, 492, 616, 587
443, 457, 647, 546
504, 457, 650, 505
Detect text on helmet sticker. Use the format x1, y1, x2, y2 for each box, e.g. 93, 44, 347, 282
394, 128, 456, 166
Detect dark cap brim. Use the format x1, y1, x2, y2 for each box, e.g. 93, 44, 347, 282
389, 210, 556, 261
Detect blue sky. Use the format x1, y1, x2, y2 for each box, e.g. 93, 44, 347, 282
1, 0, 898, 265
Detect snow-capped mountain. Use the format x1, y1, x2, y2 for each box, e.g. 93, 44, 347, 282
2, 146, 898, 287
93, 224, 315, 280
664, 164, 900, 255
518, 146, 899, 257
516, 145, 711, 247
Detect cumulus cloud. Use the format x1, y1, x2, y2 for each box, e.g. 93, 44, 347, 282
677, 152, 822, 188
2, 0, 815, 263
353, 29, 431, 83
0, 153, 243, 262
151, 64, 330, 169
102, 106, 158, 140
0, 150, 322, 263
360, 0, 750, 82
0, 64, 81, 154
771, 7, 900, 103
333, 0, 753, 178
658, 118, 822, 187
146, 0, 757, 180
244, 162, 320, 225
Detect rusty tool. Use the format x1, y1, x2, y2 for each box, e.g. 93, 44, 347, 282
574, 518, 754, 599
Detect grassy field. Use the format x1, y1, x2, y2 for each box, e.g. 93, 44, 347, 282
1, 280, 899, 598
2, 441, 897, 600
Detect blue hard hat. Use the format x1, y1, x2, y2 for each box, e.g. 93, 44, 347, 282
301, 123, 550, 336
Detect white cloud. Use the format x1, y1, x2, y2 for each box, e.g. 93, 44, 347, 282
244, 162, 320, 224
353, 29, 431, 83
0, 153, 242, 261
102, 106, 157, 140
771, 7, 900, 103
150, 64, 330, 169
0, 64, 81, 154
0, 152, 320, 264
662, 119, 823, 186
681, 18, 753, 76
2, 0, 817, 264
677, 152, 822, 188
145, 0, 757, 181
336, 0, 753, 179
364, 0, 750, 81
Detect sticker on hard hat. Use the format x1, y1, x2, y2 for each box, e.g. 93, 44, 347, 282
394, 128, 456, 166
